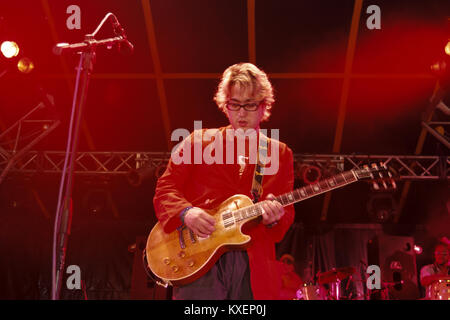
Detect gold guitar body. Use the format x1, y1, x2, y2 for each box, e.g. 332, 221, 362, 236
145, 194, 256, 286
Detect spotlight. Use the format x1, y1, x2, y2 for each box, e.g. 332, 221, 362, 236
430, 60, 447, 77
413, 245, 423, 255
367, 193, 397, 223
17, 57, 34, 74
445, 41, 450, 56
1, 41, 19, 58
296, 164, 322, 184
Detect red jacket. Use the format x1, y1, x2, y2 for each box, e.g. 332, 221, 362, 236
153, 125, 295, 299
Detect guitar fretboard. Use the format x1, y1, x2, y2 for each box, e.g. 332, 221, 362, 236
232, 170, 358, 223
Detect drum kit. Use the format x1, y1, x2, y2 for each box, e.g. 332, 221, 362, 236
426, 276, 450, 300
296, 268, 450, 300
296, 266, 357, 300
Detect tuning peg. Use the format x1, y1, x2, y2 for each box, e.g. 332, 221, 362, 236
369, 164, 383, 190
390, 179, 397, 190
365, 164, 378, 190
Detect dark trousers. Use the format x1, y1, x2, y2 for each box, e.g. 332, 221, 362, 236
172, 251, 253, 300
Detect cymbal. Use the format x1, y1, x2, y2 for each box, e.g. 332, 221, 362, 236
318, 267, 356, 284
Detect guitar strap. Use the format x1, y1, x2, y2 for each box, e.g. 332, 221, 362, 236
251, 133, 268, 204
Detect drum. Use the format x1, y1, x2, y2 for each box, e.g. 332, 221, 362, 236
296, 283, 326, 300
427, 277, 450, 300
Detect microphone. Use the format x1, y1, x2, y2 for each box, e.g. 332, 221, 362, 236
110, 15, 134, 55
117, 38, 134, 55
53, 14, 134, 55
53, 37, 133, 56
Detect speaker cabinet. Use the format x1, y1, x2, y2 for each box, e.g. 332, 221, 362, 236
129, 236, 172, 300
367, 235, 419, 300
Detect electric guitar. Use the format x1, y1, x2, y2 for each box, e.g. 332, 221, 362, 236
145, 163, 395, 286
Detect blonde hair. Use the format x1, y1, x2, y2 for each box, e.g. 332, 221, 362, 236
214, 63, 274, 122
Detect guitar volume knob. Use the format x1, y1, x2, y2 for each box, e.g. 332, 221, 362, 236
163, 257, 171, 265
172, 265, 179, 273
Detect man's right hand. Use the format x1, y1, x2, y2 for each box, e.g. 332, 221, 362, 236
184, 207, 216, 238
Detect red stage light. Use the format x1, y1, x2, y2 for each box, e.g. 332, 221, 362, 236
1, 41, 19, 58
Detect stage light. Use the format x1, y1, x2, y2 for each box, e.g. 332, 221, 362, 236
445, 41, 450, 56
430, 60, 447, 75
17, 57, 34, 74
367, 193, 397, 223
413, 245, 423, 255
1, 41, 19, 58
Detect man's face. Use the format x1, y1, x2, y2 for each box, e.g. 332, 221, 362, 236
225, 85, 266, 132
434, 245, 449, 265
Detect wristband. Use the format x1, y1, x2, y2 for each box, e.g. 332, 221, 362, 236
179, 206, 193, 226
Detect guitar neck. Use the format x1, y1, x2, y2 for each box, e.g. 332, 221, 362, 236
232, 169, 359, 223
275, 170, 358, 207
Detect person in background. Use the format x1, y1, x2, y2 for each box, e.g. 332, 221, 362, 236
278, 254, 303, 299
420, 239, 449, 292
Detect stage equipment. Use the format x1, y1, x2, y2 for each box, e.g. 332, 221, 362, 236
367, 235, 420, 300
129, 237, 172, 299
413, 245, 423, 255
0, 93, 59, 185
2, 152, 448, 181
1, 41, 19, 58
51, 12, 134, 300
17, 57, 34, 74
296, 283, 326, 300
426, 276, 450, 300
317, 267, 356, 300
295, 163, 322, 184
367, 193, 397, 223
127, 164, 155, 187
425, 40, 450, 150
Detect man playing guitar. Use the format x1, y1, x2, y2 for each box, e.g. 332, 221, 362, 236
153, 63, 295, 300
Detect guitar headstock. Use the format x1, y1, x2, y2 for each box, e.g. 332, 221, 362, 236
354, 163, 397, 191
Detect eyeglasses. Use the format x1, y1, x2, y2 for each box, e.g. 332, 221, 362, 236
225, 100, 262, 111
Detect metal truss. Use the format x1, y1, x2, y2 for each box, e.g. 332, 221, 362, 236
0, 100, 60, 185
1, 151, 448, 181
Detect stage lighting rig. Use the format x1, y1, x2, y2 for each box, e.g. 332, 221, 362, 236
0, 39, 35, 77
423, 39, 450, 150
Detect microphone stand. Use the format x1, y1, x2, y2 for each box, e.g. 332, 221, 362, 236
51, 12, 131, 300
51, 47, 94, 301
